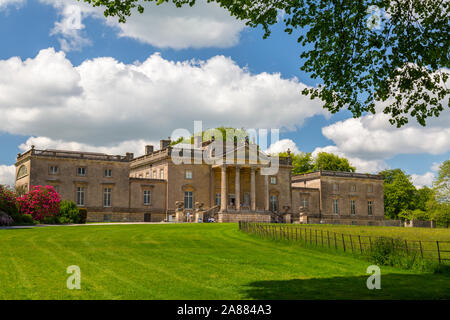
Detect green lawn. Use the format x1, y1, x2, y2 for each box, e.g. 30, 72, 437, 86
295, 224, 450, 242
0, 223, 449, 300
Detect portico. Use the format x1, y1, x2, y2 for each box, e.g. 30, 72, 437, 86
214, 164, 270, 214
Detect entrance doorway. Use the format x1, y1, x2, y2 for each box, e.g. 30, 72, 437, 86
144, 213, 151, 222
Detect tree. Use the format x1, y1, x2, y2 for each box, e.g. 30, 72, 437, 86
379, 169, 416, 219
279, 151, 354, 175
433, 160, 450, 203
279, 151, 314, 175
81, 0, 449, 127
313, 152, 355, 172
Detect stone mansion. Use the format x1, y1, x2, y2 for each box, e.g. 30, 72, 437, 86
14, 136, 385, 224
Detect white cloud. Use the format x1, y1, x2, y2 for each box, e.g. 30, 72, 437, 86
0, 0, 24, 10
431, 162, 442, 172
309, 93, 450, 173
411, 172, 435, 188
0, 48, 327, 150
320, 114, 450, 160
266, 139, 300, 155
39, 0, 245, 51
49, 3, 92, 51
0, 165, 15, 187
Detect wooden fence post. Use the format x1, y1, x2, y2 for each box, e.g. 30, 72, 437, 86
342, 234, 346, 252
327, 231, 330, 248
437, 241, 441, 264
349, 234, 354, 252
369, 237, 372, 251
315, 230, 318, 246
419, 241, 423, 259
358, 235, 362, 254
321, 230, 324, 247
334, 232, 337, 249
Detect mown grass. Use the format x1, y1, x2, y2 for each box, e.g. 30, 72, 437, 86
0, 223, 449, 300
296, 224, 450, 242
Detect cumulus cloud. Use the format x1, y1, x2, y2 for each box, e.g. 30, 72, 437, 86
39, 0, 245, 51
0, 48, 327, 149
266, 139, 300, 155
411, 172, 435, 188
309, 95, 450, 173
0, 165, 15, 187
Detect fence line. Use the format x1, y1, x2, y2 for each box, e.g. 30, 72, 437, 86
238, 221, 450, 265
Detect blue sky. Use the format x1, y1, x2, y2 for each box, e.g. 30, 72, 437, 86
0, 0, 448, 187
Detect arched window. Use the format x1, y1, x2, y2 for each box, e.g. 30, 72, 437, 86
17, 165, 27, 179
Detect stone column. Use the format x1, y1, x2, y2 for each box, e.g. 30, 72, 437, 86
235, 166, 240, 211
250, 167, 256, 211
264, 174, 269, 212
220, 165, 227, 212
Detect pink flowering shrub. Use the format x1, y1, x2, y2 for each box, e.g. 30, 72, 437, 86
0, 185, 17, 217
16, 185, 61, 222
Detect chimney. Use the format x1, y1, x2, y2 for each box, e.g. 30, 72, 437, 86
126, 152, 134, 160
160, 137, 171, 150
193, 135, 202, 149
145, 145, 154, 155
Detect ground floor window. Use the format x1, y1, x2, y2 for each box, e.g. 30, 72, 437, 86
144, 190, 151, 205
333, 199, 339, 214
368, 201, 373, 216
215, 193, 221, 206
270, 195, 278, 212
76, 187, 85, 206
244, 193, 250, 206
228, 194, 235, 206
184, 191, 193, 209
104, 188, 112, 207
350, 200, 356, 215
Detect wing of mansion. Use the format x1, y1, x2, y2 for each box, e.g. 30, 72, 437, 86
14, 136, 385, 224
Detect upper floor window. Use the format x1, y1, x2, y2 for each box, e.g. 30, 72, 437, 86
146, 172, 150, 178
332, 183, 339, 192
77, 167, 86, 176
160, 169, 165, 179
368, 184, 374, 193
270, 176, 277, 184
49, 166, 59, 174
143, 190, 151, 205
368, 201, 373, 216
350, 184, 356, 192
104, 188, 112, 207
350, 200, 356, 215
153, 171, 157, 179
104, 169, 112, 177
302, 198, 309, 208
185, 170, 193, 179
17, 165, 27, 179
333, 199, 339, 214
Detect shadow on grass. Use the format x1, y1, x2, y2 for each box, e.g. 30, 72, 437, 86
242, 273, 450, 300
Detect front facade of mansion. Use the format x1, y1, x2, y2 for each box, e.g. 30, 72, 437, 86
14, 136, 385, 224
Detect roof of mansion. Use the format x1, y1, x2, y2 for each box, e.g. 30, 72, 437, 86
292, 170, 384, 182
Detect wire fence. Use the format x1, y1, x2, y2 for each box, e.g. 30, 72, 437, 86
238, 221, 450, 264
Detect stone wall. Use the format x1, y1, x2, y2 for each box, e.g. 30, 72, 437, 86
218, 213, 271, 223
87, 211, 166, 223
